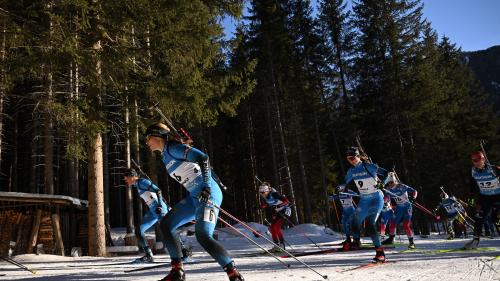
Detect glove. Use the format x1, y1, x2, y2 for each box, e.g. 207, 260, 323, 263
198, 186, 211, 203
409, 196, 416, 203
283, 206, 292, 217
155, 206, 163, 215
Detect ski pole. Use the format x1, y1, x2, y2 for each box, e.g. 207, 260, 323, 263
0, 256, 37, 274
213, 203, 328, 280
217, 217, 291, 268
275, 211, 324, 251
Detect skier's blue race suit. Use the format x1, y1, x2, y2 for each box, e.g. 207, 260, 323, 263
385, 183, 417, 237
330, 190, 357, 238
132, 178, 169, 250
379, 196, 393, 235
385, 184, 417, 224
436, 197, 466, 237
159, 141, 232, 268
338, 161, 388, 247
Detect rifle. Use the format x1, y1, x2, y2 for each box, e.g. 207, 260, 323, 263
479, 140, 497, 177
356, 135, 372, 163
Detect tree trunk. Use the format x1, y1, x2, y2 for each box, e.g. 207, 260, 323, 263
264, 95, 280, 188
0, 20, 6, 169
246, 106, 262, 223
44, 72, 54, 194
87, 32, 106, 256
313, 109, 332, 227
291, 104, 312, 223
88, 131, 106, 256
266, 40, 298, 223
133, 98, 142, 225
124, 105, 135, 234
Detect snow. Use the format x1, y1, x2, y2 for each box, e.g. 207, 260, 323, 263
1, 223, 499, 281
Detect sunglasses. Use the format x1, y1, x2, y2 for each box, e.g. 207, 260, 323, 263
471, 158, 483, 163
260, 191, 267, 194
346, 156, 357, 161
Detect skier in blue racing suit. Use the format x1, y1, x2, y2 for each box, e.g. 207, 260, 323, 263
329, 189, 357, 248
123, 168, 192, 263
381, 172, 418, 249
145, 123, 244, 281
337, 147, 389, 263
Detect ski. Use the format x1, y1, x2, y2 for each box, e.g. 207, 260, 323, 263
67, 260, 169, 268
399, 247, 497, 255
280, 246, 395, 258
123, 259, 207, 273
338, 260, 397, 273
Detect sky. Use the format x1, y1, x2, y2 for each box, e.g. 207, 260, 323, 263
223, 0, 500, 52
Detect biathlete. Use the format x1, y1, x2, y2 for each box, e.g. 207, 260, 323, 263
435, 192, 467, 240
381, 172, 417, 249
379, 195, 393, 241
336, 147, 389, 263
145, 123, 244, 281
258, 182, 292, 252
123, 168, 192, 263
329, 189, 357, 249
464, 151, 500, 249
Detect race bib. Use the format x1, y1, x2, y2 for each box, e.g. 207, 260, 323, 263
444, 204, 457, 214
355, 177, 379, 195
168, 162, 202, 189
476, 178, 500, 195
340, 198, 353, 208
393, 193, 408, 205
140, 191, 158, 207
203, 207, 216, 224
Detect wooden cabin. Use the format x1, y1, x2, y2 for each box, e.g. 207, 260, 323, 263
0, 192, 88, 257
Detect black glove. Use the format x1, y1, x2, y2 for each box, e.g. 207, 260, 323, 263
198, 186, 211, 203
409, 196, 416, 203
155, 206, 163, 214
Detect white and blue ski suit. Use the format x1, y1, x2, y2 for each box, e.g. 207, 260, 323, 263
330, 190, 357, 238
338, 161, 388, 247
385, 184, 417, 238
435, 197, 466, 237
159, 141, 233, 268
132, 178, 169, 251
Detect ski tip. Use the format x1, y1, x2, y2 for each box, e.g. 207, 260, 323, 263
322, 274, 328, 279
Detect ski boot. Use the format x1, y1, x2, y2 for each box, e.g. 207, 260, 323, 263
408, 237, 416, 249
134, 247, 154, 263
381, 234, 395, 245
341, 237, 352, 251
344, 238, 361, 251
269, 245, 283, 253
181, 246, 192, 260
225, 265, 245, 281
158, 261, 185, 281
463, 237, 480, 250
134, 254, 154, 263
372, 247, 386, 263
446, 234, 454, 240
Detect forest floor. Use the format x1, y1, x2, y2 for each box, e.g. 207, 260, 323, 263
1, 223, 499, 281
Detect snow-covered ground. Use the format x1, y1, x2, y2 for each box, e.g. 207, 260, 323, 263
1, 223, 499, 281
